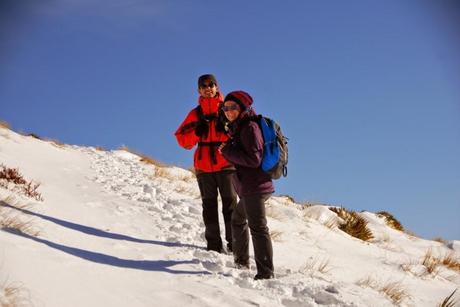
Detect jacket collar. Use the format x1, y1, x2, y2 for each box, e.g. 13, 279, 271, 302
198, 92, 224, 115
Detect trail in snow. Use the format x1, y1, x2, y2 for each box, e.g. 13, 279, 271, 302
84, 148, 356, 307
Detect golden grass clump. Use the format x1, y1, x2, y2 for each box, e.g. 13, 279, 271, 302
0, 281, 31, 307
433, 237, 448, 245
376, 211, 404, 231
300, 257, 332, 275
441, 253, 460, 272
357, 277, 410, 305
422, 249, 440, 275
0, 200, 39, 237
278, 194, 296, 203
0, 120, 11, 129
322, 216, 338, 229
438, 289, 458, 307
119, 145, 167, 167
329, 207, 374, 241
380, 281, 410, 305
269, 230, 283, 242
420, 249, 460, 275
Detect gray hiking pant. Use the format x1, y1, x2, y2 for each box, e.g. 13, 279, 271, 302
196, 170, 237, 252
232, 193, 274, 277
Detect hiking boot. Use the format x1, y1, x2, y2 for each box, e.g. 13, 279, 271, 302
254, 273, 274, 280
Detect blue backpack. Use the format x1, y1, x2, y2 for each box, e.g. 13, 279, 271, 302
252, 115, 288, 179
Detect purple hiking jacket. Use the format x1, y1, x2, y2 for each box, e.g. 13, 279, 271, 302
221, 110, 274, 197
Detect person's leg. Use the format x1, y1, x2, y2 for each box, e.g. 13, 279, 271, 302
244, 194, 274, 278
196, 172, 222, 252
231, 197, 249, 267
216, 170, 237, 252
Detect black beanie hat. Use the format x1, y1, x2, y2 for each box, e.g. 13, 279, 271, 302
198, 74, 217, 87
224, 91, 253, 110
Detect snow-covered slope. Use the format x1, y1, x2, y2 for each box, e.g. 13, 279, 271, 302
1, 127, 458, 307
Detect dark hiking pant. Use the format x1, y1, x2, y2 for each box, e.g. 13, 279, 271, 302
232, 193, 274, 277
196, 170, 237, 252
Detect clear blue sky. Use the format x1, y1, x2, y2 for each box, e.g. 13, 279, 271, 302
1, 1, 459, 240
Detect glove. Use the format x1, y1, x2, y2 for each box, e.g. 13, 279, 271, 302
195, 121, 208, 137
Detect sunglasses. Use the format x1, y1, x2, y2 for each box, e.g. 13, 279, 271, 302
199, 82, 216, 89
222, 104, 240, 112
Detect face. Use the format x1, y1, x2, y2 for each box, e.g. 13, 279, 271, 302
198, 81, 218, 98
222, 100, 241, 122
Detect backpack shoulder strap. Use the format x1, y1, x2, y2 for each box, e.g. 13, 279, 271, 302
195, 105, 205, 121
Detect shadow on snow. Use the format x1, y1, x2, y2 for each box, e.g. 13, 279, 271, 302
1, 201, 203, 249
3, 228, 210, 275
1, 201, 210, 274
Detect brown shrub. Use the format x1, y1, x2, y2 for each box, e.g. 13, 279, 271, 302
377, 211, 404, 231
0, 120, 11, 129
0, 165, 44, 201
329, 207, 374, 241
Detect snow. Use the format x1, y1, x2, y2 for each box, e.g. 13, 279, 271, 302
1, 127, 459, 307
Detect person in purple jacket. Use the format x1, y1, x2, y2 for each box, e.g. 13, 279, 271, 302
218, 90, 275, 280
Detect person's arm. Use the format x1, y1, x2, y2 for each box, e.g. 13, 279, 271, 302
174, 108, 200, 150
221, 122, 263, 168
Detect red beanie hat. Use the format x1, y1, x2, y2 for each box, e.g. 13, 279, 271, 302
224, 91, 253, 110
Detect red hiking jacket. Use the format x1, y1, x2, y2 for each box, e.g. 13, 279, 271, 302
175, 93, 233, 173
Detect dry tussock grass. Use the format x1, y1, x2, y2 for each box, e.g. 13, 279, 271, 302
0, 216, 38, 237
422, 249, 440, 275
0, 121, 11, 129
419, 249, 460, 276
270, 230, 283, 242
0, 279, 31, 307
44, 138, 65, 149
0, 199, 39, 237
376, 211, 404, 231
278, 194, 296, 203
0, 165, 43, 201
381, 281, 410, 305
441, 253, 460, 272
329, 207, 374, 241
25, 133, 41, 140
300, 257, 332, 275
433, 237, 448, 245
119, 146, 167, 168
323, 216, 338, 229
357, 277, 410, 305
438, 289, 458, 307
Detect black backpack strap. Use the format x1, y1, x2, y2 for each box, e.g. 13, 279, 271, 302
197, 141, 223, 164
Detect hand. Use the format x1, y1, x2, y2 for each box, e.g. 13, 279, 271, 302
194, 122, 208, 137
215, 109, 228, 133
218, 143, 226, 153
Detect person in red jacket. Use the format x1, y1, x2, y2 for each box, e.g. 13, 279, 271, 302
175, 74, 237, 253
